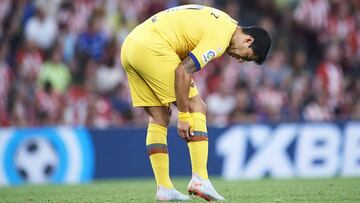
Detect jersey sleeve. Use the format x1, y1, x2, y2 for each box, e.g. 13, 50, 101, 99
188, 13, 237, 71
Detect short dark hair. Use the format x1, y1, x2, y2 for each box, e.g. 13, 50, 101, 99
241, 26, 271, 64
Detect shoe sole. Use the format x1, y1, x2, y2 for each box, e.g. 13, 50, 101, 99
188, 189, 215, 202
156, 197, 190, 202
156, 199, 189, 202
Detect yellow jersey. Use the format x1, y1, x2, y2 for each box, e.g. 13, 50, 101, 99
127, 4, 238, 71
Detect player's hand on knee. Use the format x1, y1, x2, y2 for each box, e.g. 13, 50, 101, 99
177, 120, 191, 141
177, 112, 194, 141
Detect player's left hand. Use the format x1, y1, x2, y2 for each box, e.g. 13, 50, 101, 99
177, 112, 194, 141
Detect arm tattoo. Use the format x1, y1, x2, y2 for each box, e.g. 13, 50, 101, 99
181, 56, 197, 74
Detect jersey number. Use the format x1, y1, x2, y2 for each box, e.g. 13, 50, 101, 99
165, 5, 204, 12
211, 12, 219, 19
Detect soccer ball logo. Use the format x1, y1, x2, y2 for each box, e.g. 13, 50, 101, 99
0, 127, 94, 185
15, 136, 59, 184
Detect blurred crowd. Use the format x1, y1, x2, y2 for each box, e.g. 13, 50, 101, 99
0, 0, 359, 128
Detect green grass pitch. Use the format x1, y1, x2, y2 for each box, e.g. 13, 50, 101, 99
0, 178, 359, 203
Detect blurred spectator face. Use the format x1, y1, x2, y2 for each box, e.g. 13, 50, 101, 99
89, 11, 105, 33
234, 88, 249, 110
35, 8, 46, 21
325, 43, 341, 63
294, 50, 307, 69
57, 1, 75, 28
269, 50, 287, 69
25, 40, 38, 53
52, 47, 63, 63
92, 17, 104, 32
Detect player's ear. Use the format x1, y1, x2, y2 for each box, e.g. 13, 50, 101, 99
244, 36, 254, 47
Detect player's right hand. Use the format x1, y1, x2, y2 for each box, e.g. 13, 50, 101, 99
177, 112, 194, 141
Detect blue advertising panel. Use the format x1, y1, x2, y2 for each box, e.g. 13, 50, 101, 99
0, 122, 359, 186
215, 122, 360, 179
91, 122, 360, 180
91, 127, 227, 179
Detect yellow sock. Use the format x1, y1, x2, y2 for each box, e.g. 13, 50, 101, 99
187, 112, 209, 180
146, 123, 173, 189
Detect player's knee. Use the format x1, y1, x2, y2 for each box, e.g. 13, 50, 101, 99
162, 114, 171, 126
145, 107, 171, 126
198, 100, 207, 114
189, 96, 207, 114
149, 115, 170, 126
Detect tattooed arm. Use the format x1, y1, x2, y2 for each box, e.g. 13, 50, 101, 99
175, 56, 197, 140
175, 56, 197, 112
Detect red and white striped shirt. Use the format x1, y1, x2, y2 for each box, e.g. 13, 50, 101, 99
294, 0, 330, 32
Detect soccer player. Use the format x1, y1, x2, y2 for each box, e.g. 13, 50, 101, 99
121, 4, 271, 201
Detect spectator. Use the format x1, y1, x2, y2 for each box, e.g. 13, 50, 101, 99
315, 42, 344, 111
326, 2, 355, 42
287, 49, 311, 121
262, 49, 291, 89
10, 83, 37, 126
16, 40, 43, 82
25, 6, 57, 50
230, 82, 257, 123
0, 0, 11, 38
57, 1, 77, 63
74, 8, 108, 83
0, 41, 12, 125
35, 81, 63, 124
303, 91, 333, 122
0, 0, 358, 127
63, 81, 91, 126
95, 38, 123, 94
255, 78, 286, 122
111, 83, 133, 126
206, 80, 236, 127
294, 0, 329, 32
37, 44, 71, 94
88, 95, 113, 129
75, 8, 108, 61
1, 0, 28, 67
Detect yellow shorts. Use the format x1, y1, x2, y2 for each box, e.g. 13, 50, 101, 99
120, 37, 198, 107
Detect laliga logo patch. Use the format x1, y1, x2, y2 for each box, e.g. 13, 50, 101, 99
0, 127, 94, 185
202, 50, 217, 64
